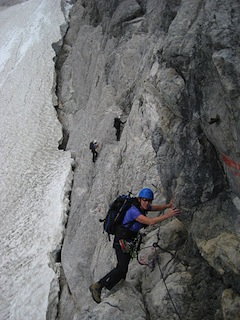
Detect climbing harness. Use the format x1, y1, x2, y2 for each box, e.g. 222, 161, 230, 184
119, 239, 135, 254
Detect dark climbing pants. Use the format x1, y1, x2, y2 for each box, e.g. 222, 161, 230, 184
116, 127, 121, 141
99, 242, 131, 290
92, 150, 98, 162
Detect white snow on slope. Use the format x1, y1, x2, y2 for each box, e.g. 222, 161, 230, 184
0, 1, 73, 319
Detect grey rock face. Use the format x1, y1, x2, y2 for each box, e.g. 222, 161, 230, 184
55, 0, 240, 319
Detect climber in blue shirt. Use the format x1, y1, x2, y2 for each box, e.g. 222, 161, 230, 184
89, 188, 180, 304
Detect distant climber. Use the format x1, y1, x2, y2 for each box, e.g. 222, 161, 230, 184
113, 116, 125, 141
209, 114, 220, 125
89, 140, 99, 162
89, 188, 180, 304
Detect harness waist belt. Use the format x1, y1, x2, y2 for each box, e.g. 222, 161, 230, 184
115, 225, 137, 240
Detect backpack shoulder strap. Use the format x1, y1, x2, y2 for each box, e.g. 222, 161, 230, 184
121, 202, 140, 228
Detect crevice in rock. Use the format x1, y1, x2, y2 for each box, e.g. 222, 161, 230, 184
47, 2, 76, 319
46, 172, 74, 320
52, 19, 72, 152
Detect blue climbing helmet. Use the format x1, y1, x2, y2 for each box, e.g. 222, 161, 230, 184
138, 188, 154, 200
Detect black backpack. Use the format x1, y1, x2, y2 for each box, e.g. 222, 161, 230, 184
100, 193, 139, 238
113, 118, 120, 129
89, 141, 94, 150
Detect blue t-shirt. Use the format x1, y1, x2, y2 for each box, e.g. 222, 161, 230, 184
122, 206, 143, 233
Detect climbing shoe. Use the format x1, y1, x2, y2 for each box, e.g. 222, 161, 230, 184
89, 282, 102, 304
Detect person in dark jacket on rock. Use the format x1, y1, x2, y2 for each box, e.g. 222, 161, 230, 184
89, 188, 180, 303
113, 116, 125, 141
89, 140, 99, 162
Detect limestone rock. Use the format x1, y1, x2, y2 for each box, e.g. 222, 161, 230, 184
221, 289, 240, 320
198, 232, 240, 275
55, 0, 240, 319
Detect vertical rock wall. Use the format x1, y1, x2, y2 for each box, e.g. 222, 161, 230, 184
56, 0, 240, 319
